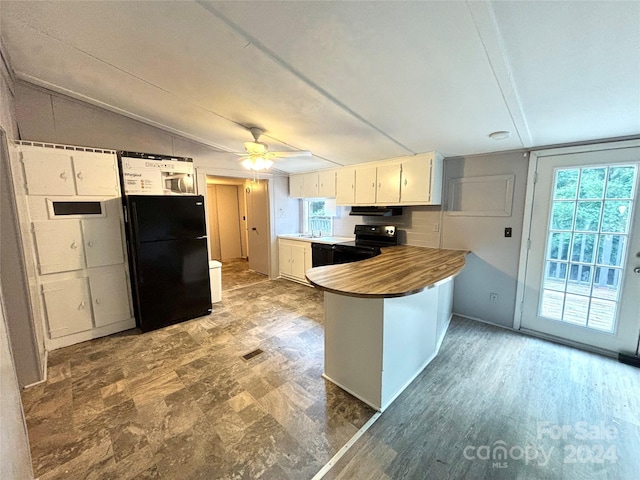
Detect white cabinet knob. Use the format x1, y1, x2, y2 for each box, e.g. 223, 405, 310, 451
60, 172, 67, 180
378, 182, 382, 188
77, 172, 84, 180
95, 298, 101, 305
78, 302, 85, 310
70, 241, 78, 249
87, 241, 94, 248
404, 178, 408, 186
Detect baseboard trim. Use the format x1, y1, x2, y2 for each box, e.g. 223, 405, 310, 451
453, 312, 618, 359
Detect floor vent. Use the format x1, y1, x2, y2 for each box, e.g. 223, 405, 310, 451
242, 349, 264, 361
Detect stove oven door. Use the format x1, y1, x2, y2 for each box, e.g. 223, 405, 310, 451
333, 245, 379, 265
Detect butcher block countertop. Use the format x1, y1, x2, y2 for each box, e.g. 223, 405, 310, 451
306, 245, 469, 298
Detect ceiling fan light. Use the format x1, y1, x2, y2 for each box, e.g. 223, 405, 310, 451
242, 156, 273, 171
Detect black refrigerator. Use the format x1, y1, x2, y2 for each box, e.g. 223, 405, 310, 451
124, 195, 211, 332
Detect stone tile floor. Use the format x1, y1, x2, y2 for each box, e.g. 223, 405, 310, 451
21, 259, 375, 479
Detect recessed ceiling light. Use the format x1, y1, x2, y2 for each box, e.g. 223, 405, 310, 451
489, 130, 511, 140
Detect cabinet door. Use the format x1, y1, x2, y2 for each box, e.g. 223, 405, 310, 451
42, 278, 93, 338
401, 155, 433, 203
318, 170, 336, 197
82, 219, 124, 268
73, 153, 119, 196
289, 175, 304, 198
33, 220, 85, 274
336, 168, 356, 205
355, 166, 377, 204
290, 243, 306, 280
89, 270, 131, 327
376, 164, 401, 204
22, 150, 75, 196
303, 173, 319, 198
278, 242, 292, 275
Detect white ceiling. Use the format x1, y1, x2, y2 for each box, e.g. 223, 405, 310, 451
1, 1, 639, 173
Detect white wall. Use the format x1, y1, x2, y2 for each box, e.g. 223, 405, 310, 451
0, 45, 35, 480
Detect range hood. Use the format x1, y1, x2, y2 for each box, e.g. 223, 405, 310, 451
349, 206, 403, 217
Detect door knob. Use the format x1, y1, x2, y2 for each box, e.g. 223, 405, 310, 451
634, 267, 640, 274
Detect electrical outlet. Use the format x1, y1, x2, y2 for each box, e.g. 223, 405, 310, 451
490, 293, 498, 303
505, 227, 512, 238
433, 223, 440, 232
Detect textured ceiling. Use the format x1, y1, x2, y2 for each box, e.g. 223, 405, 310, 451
1, 1, 638, 173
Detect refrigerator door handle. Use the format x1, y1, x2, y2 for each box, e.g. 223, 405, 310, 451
196, 236, 207, 240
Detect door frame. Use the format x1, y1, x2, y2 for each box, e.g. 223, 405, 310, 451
515, 139, 640, 355
195, 168, 277, 279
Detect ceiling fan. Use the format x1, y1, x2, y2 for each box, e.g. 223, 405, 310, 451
237, 127, 312, 171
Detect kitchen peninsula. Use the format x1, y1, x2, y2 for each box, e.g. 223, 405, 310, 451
306, 245, 468, 411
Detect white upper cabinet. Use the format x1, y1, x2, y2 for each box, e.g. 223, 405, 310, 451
72, 152, 119, 196
33, 220, 85, 274
82, 219, 124, 268
336, 168, 356, 205
354, 165, 377, 205
317, 170, 336, 197
303, 172, 319, 197
375, 164, 401, 204
291, 151, 442, 205
289, 174, 304, 198
400, 153, 443, 205
22, 151, 76, 196
289, 170, 336, 198
22, 150, 119, 196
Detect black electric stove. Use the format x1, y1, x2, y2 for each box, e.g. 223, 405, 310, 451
312, 225, 398, 266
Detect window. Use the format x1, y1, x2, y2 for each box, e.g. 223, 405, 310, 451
303, 199, 333, 236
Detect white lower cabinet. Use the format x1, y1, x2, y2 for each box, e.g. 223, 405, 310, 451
42, 269, 132, 338
278, 239, 311, 284
42, 278, 93, 339
89, 270, 132, 327
11, 143, 135, 351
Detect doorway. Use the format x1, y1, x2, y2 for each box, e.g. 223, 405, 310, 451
206, 178, 247, 261
519, 143, 640, 355
204, 175, 271, 276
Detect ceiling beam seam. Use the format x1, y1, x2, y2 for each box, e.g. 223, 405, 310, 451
6, 18, 264, 153
466, 1, 533, 148
195, 1, 415, 155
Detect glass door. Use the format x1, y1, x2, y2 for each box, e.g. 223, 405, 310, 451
520, 144, 640, 354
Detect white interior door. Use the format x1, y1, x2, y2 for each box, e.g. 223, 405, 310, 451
520, 144, 640, 355
247, 180, 269, 275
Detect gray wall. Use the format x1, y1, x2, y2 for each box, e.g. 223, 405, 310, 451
442, 151, 529, 327
0, 46, 35, 479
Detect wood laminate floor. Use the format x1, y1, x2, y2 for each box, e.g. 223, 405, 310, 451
325, 317, 640, 480
21, 262, 374, 479
20, 259, 639, 480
